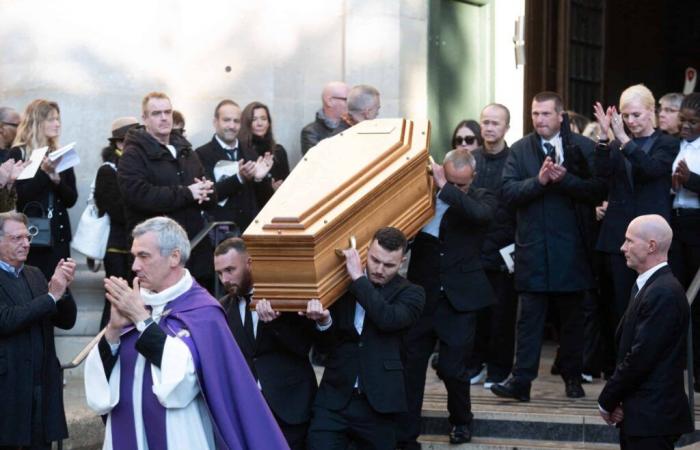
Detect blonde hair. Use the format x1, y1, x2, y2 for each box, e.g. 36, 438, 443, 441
142, 92, 171, 115
619, 84, 656, 112
12, 99, 60, 157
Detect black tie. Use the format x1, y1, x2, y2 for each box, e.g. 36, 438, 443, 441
630, 283, 640, 303
543, 142, 556, 161
225, 148, 238, 161
243, 295, 255, 344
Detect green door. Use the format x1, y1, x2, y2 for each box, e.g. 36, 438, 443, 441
428, 0, 493, 161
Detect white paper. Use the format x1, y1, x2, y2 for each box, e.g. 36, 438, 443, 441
48, 142, 80, 173
213, 160, 238, 207
17, 146, 48, 180
499, 243, 515, 274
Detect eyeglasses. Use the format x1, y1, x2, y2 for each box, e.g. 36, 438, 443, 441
1, 121, 19, 128
331, 96, 347, 102
658, 107, 679, 114
455, 136, 477, 145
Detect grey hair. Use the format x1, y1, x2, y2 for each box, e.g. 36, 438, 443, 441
0, 211, 28, 237
132, 217, 190, 266
347, 84, 380, 114
659, 93, 684, 109
443, 148, 477, 171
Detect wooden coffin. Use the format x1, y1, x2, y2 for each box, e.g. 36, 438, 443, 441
243, 118, 434, 311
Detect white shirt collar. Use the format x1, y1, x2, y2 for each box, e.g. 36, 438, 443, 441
215, 135, 238, 151
635, 262, 668, 293
141, 269, 193, 308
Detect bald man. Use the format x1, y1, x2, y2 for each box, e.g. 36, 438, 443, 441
300, 81, 349, 155
598, 215, 692, 449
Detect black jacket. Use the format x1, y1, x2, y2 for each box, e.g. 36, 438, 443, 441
94, 161, 127, 251
407, 184, 496, 313
0, 265, 77, 446
598, 266, 693, 437
471, 146, 516, 271
222, 298, 318, 425
502, 132, 605, 292
195, 136, 273, 232
300, 110, 339, 155
314, 275, 425, 414
594, 131, 679, 253
118, 127, 215, 280
249, 137, 290, 207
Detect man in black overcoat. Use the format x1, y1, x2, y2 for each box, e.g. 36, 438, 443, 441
598, 214, 693, 449
492, 91, 606, 401
0, 211, 76, 449
213, 237, 317, 450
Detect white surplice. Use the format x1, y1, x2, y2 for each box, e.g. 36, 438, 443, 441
84, 270, 215, 450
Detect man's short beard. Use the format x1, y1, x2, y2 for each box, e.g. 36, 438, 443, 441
225, 270, 253, 297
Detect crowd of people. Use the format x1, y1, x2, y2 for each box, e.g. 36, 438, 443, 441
0, 81, 698, 450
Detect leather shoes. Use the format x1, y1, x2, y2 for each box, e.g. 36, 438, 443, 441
565, 377, 585, 398
490, 378, 530, 402
449, 424, 471, 444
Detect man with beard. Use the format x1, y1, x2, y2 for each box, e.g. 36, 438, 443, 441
84, 217, 287, 449
214, 237, 317, 450
196, 99, 274, 233
118, 92, 217, 292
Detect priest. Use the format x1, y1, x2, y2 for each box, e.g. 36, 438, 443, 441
84, 216, 289, 450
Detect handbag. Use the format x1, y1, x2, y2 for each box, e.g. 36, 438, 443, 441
71, 164, 113, 260
23, 191, 53, 247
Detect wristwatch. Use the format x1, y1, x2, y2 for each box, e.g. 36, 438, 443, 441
136, 317, 154, 333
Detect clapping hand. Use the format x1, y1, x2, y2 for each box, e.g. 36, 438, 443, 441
188, 177, 214, 204
238, 159, 257, 181
0, 159, 27, 188
253, 152, 274, 181
672, 159, 690, 191
48, 258, 76, 300
609, 107, 630, 146
538, 157, 567, 186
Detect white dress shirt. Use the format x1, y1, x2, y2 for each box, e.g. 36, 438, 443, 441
541, 132, 564, 164
672, 138, 700, 209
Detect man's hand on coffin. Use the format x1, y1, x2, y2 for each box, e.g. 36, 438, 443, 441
299, 299, 331, 326
253, 152, 274, 182
105, 276, 150, 324
239, 159, 257, 181
342, 248, 364, 281
431, 162, 447, 189
256, 299, 281, 322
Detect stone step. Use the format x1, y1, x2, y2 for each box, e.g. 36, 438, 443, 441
418, 434, 619, 449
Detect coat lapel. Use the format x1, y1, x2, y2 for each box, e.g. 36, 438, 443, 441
615, 266, 671, 344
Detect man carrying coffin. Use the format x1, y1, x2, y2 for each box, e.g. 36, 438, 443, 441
214, 237, 318, 450
84, 217, 288, 450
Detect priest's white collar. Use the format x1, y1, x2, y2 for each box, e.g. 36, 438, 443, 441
141, 269, 193, 307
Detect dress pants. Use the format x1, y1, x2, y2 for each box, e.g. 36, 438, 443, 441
484, 270, 517, 381
512, 291, 584, 383
396, 292, 477, 449
307, 393, 396, 450
272, 412, 308, 450
619, 432, 678, 450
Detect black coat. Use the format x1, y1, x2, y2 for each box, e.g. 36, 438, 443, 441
222, 298, 317, 425
407, 184, 496, 313
300, 110, 338, 155
594, 130, 679, 253
314, 275, 425, 414
0, 265, 77, 446
195, 136, 273, 232
249, 137, 290, 207
118, 127, 216, 281
598, 266, 693, 437
94, 162, 128, 251
502, 133, 605, 292
10, 147, 78, 279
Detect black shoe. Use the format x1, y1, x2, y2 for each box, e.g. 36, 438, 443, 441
490, 378, 531, 402
565, 377, 585, 398
550, 361, 561, 375
449, 424, 471, 444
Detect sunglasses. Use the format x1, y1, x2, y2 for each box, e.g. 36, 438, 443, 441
455, 136, 477, 146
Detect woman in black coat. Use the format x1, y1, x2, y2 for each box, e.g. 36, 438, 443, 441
94, 117, 138, 327
10, 99, 77, 280
238, 101, 290, 206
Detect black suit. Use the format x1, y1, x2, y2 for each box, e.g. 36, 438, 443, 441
594, 131, 680, 321
598, 266, 693, 448
195, 136, 273, 232
397, 184, 496, 447
0, 265, 77, 448
222, 295, 317, 450
502, 132, 605, 384
308, 275, 425, 450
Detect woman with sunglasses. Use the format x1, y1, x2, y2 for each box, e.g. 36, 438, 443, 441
451, 120, 483, 152
238, 101, 290, 207
9, 99, 78, 280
